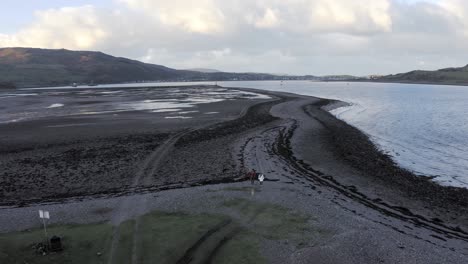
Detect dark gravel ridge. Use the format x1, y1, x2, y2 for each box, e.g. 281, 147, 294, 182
175, 99, 283, 147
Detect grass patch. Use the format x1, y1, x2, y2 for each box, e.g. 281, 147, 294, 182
0, 212, 263, 264
223, 198, 320, 245
137, 211, 229, 264
0, 222, 112, 264
0, 201, 317, 264
114, 220, 135, 264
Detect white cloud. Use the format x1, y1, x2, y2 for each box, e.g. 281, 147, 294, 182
253, 8, 280, 29
307, 0, 392, 34
437, 0, 468, 36
0, 5, 108, 50
121, 0, 226, 34
120, 0, 393, 35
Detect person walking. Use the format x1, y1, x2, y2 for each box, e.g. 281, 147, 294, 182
247, 169, 256, 185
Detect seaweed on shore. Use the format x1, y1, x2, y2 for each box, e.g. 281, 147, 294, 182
175, 99, 283, 147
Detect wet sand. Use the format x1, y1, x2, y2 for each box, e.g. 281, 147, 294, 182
0, 86, 467, 263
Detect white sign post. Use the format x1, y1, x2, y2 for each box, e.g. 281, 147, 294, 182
39, 210, 50, 248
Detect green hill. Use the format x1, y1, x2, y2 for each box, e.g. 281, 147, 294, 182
377, 64, 468, 85
0, 48, 187, 87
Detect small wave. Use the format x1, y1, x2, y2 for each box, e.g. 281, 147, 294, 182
165, 116, 192, 119
0, 118, 26, 124
178, 111, 199, 114
0, 93, 38, 99
47, 103, 64, 108
152, 109, 183, 113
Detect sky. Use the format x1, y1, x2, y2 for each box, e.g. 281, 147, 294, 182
1, 0, 468, 75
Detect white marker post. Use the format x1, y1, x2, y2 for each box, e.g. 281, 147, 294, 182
39, 210, 50, 248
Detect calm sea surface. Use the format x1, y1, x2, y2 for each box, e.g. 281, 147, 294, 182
16, 80, 468, 188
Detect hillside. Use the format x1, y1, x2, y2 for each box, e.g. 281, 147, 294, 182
0, 48, 319, 88
0, 48, 188, 87
377, 64, 468, 85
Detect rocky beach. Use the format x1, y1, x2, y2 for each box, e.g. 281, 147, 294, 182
0, 85, 467, 264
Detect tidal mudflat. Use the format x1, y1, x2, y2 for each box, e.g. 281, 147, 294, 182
0, 86, 270, 204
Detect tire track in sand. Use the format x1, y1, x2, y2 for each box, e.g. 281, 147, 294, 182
107, 128, 194, 264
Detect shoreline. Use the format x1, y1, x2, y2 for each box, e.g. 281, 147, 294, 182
296, 91, 468, 190
318, 98, 468, 192
299, 98, 468, 227
345, 78, 468, 87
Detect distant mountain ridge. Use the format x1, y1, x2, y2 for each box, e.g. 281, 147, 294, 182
376, 64, 468, 85
0, 48, 320, 88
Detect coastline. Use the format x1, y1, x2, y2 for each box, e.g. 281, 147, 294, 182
346, 78, 468, 87
313, 98, 468, 207
0, 86, 467, 263
298, 98, 468, 227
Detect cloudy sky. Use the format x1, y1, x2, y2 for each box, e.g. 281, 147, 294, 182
1, 0, 468, 75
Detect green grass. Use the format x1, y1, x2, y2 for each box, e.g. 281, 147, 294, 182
223, 198, 321, 245
137, 211, 230, 264
0, 222, 113, 264
0, 200, 322, 263
114, 220, 135, 264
